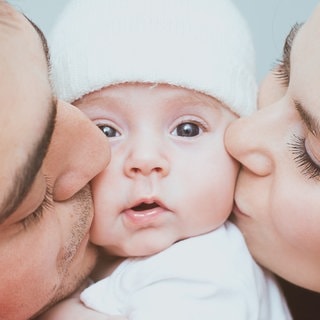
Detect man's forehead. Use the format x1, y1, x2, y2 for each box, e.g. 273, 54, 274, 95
0, 2, 54, 221
0, 1, 24, 29
0, 1, 15, 16
0, 3, 39, 51
0, 2, 27, 186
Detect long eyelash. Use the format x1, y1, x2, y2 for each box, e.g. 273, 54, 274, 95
21, 182, 54, 230
288, 134, 320, 180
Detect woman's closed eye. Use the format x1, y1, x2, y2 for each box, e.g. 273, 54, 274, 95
288, 134, 320, 181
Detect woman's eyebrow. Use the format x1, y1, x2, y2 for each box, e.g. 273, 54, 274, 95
294, 100, 320, 138
281, 23, 303, 77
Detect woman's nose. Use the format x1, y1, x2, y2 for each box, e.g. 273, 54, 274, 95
225, 108, 274, 177
44, 100, 110, 201
124, 138, 169, 178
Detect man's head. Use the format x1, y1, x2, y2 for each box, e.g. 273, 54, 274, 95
0, 2, 109, 319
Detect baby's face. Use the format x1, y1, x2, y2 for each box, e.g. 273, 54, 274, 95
75, 83, 238, 257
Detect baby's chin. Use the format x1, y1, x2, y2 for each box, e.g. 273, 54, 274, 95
116, 236, 180, 258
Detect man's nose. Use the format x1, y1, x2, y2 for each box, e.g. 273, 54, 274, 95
44, 100, 110, 201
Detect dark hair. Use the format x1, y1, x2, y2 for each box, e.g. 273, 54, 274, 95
25, 16, 50, 66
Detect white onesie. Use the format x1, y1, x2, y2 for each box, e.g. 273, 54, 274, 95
81, 221, 292, 319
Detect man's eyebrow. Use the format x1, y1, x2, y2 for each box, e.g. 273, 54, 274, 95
25, 16, 50, 65
0, 100, 57, 223
294, 100, 320, 138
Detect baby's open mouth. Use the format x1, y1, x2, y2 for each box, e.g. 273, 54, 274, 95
124, 201, 167, 225
132, 202, 159, 211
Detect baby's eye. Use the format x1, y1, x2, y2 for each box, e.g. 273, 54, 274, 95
98, 125, 120, 138
172, 122, 202, 137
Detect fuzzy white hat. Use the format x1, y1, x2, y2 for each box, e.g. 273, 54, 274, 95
49, 0, 257, 116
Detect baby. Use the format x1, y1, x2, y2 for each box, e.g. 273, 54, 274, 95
42, 0, 292, 319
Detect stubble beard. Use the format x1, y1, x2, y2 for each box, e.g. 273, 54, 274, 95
31, 186, 98, 318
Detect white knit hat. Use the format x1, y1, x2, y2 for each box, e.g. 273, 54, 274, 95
49, 0, 257, 116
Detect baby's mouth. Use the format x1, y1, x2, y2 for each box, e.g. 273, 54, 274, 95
124, 200, 167, 225
132, 202, 159, 211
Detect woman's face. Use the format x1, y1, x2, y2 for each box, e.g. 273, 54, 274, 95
225, 4, 320, 291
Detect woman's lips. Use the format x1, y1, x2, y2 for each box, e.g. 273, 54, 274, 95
232, 201, 249, 218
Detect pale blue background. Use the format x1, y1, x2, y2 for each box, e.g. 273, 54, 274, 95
8, 0, 319, 82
